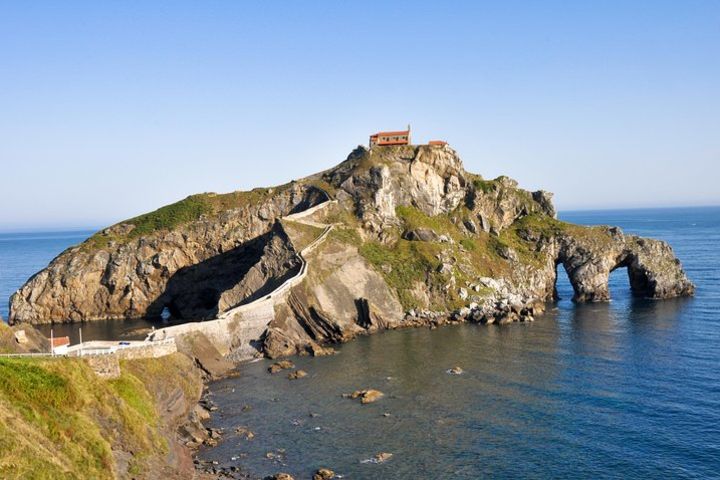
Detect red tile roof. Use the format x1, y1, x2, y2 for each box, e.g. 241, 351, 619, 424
51, 336, 70, 347
372, 130, 410, 137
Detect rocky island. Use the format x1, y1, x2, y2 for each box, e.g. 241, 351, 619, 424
10, 144, 694, 356
2, 143, 696, 478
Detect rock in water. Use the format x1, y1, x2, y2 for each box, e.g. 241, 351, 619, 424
361, 452, 394, 464
268, 360, 295, 374
374, 452, 393, 463
313, 468, 335, 480
287, 369, 308, 380
234, 426, 255, 440
265, 474, 294, 480
347, 389, 385, 404
447, 366, 464, 375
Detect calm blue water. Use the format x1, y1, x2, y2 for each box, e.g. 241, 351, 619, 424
196, 207, 720, 479
1, 208, 719, 478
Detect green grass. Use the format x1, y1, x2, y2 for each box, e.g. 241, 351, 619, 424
302, 177, 338, 198
82, 185, 293, 251
359, 239, 444, 308
459, 238, 477, 251
0, 354, 198, 479
471, 176, 497, 193
328, 226, 361, 245
395, 205, 460, 238
109, 375, 157, 425
281, 219, 325, 252
0, 359, 74, 411
127, 195, 212, 238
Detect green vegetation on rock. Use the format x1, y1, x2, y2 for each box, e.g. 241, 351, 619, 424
395, 205, 460, 239
281, 219, 325, 252
469, 175, 497, 193
83, 185, 291, 251
0, 353, 198, 479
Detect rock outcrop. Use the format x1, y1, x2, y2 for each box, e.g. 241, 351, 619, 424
10, 184, 327, 324
556, 227, 695, 302
9, 144, 694, 360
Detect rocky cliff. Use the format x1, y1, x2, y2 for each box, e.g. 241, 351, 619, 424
10, 144, 694, 357
10, 185, 327, 323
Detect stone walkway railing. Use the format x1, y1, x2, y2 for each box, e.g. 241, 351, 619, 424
0, 338, 178, 359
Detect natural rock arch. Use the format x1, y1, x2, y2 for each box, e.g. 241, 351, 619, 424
554, 228, 694, 303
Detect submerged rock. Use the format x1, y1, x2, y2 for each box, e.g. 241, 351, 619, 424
268, 360, 295, 374
234, 426, 255, 440
361, 452, 394, 464
305, 342, 337, 357
287, 369, 308, 380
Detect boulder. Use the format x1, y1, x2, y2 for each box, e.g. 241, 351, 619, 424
347, 389, 385, 404
268, 360, 295, 374
313, 468, 335, 480
402, 228, 440, 242
265, 474, 294, 480
287, 369, 307, 380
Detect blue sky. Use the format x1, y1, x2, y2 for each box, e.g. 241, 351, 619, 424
1, 1, 718, 231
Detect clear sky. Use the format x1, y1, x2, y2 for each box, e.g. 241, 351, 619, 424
1, 1, 718, 231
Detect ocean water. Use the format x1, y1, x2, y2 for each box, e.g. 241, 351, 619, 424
1, 208, 718, 478
195, 207, 720, 479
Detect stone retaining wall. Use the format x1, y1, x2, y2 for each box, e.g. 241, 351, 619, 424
116, 339, 177, 360
85, 355, 120, 379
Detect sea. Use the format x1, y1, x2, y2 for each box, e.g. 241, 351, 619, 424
1, 207, 718, 479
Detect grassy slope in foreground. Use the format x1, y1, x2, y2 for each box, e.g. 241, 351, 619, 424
0, 353, 200, 479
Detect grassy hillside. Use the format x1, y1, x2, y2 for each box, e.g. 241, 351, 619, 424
0, 353, 200, 479
82, 185, 291, 251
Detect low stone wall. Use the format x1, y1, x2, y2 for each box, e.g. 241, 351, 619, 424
149, 303, 273, 361
116, 339, 177, 360
85, 355, 120, 379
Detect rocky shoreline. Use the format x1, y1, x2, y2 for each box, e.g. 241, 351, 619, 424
184, 297, 572, 479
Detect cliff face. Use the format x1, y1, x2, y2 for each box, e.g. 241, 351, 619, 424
10, 145, 694, 353
10, 185, 327, 323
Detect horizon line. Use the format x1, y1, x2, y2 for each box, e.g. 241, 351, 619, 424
1, 204, 718, 235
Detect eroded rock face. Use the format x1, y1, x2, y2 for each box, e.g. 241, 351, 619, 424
263, 240, 404, 358
9, 185, 327, 324
556, 228, 695, 302
467, 176, 555, 233
328, 145, 467, 232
